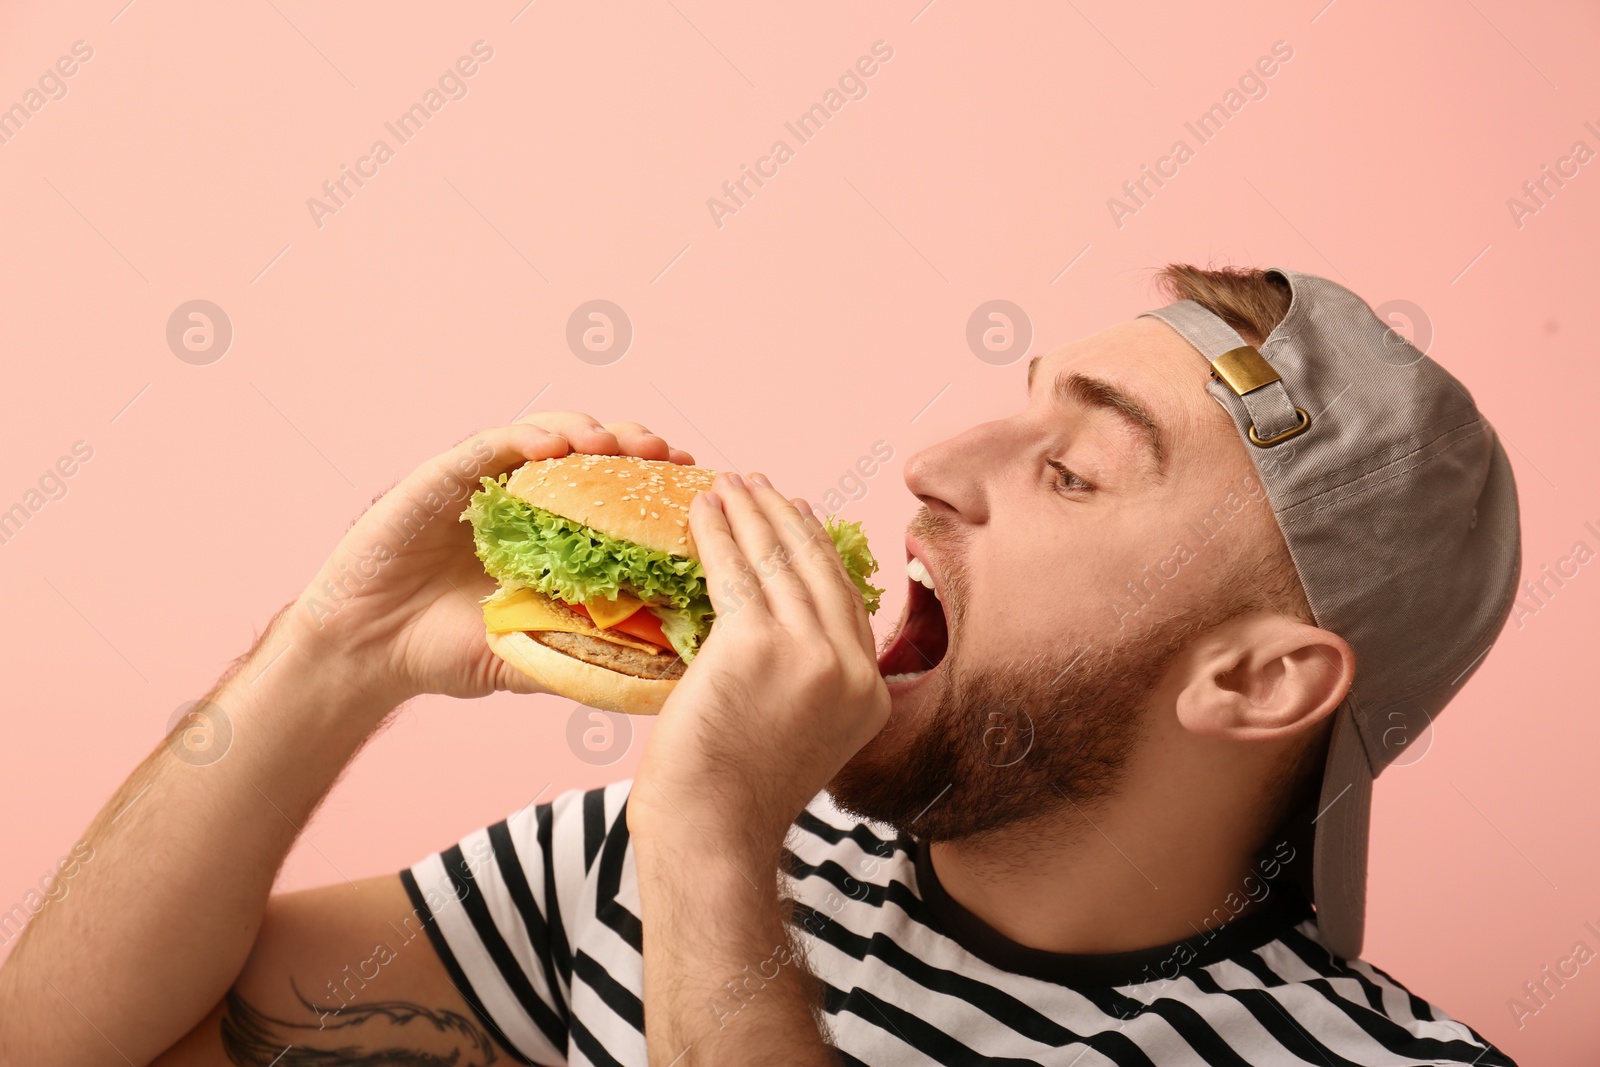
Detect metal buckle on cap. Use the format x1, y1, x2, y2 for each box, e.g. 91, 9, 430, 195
1211, 346, 1281, 394
1209, 345, 1312, 448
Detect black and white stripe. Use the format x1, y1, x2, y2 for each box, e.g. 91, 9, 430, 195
405, 782, 1514, 1066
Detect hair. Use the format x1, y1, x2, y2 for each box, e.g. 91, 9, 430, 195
1154, 263, 1332, 863
1154, 263, 1293, 348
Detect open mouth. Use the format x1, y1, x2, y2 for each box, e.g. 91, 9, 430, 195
877, 550, 950, 688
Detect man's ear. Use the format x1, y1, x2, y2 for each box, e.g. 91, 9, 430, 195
1173, 612, 1355, 741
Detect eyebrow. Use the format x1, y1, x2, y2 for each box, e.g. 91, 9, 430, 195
1027, 356, 1166, 475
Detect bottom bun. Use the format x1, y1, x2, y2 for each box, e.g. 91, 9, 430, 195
486, 629, 679, 716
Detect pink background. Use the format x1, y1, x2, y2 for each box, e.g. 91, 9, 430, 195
2, 1, 1596, 1061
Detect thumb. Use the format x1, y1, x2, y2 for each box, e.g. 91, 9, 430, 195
395, 423, 570, 513
344, 424, 570, 547
492, 657, 552, 697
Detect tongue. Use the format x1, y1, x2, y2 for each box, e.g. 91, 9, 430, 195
907, 602, 949, 668
879, 583, 948, 676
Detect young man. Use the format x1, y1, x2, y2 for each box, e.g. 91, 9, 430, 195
0, 266, 1520, 1065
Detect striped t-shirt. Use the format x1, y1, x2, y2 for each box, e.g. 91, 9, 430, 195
402, 780, 1513, 1066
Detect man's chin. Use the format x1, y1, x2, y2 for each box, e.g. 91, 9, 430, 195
833, 638, 1155, 842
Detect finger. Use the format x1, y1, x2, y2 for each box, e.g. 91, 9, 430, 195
345, 424, 567, 555
744, 473, 817, 565
666, 446, 697, 466
494, 657, 551, 697
754, 483, 874, 651
782, 495, 877, 653
688, 489, 769, 622
413, 423, 569, 503
602, 421, 672, 461
513, 411, 622, 455
714, 472, 816, 624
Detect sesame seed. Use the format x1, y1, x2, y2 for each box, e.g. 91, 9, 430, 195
594, 500, 605, 506
677, 536, 686, 544
650, 511, 659, 519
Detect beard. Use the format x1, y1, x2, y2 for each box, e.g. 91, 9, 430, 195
827, 510, 1244, 843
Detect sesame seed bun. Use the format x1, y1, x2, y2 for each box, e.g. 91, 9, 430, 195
504, 454, 717, 559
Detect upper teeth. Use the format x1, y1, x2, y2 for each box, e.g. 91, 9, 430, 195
907, 557, 939, 599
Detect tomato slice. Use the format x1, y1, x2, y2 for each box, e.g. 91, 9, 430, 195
611, 606, 674, 650
568, 602, 675, 652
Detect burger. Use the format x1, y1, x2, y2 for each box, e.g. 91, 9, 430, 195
461, 454, 883, 715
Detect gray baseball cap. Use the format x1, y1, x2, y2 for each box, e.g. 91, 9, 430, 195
1139, 268, 1521, 961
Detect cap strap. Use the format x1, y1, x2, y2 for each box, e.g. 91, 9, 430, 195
1140, 300, 1310, 447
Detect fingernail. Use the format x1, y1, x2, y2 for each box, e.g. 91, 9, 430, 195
716, 471, 744, 492
750, 472, 773, 488
794, 498, 814, 517
698, 490, 722, 509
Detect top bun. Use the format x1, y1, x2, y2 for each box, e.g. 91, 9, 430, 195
504, 454, 719, 560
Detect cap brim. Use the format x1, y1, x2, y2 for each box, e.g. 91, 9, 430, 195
1312, 701, 1375, 961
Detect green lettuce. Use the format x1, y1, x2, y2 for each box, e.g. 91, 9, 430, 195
826, 515, 883, 614
462, 474, 882, 662
651, 599, 717, 662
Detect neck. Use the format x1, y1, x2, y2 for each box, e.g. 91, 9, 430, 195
927, 783, 1292, 956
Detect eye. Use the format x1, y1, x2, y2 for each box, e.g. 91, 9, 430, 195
1048, 460, 1093, 494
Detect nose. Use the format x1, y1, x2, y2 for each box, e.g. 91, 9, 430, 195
903, 418, 1012, 525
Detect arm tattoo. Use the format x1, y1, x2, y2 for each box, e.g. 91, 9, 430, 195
220, 981, 500, 1066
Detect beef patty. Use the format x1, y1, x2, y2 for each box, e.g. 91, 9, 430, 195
532, 631, 687, 681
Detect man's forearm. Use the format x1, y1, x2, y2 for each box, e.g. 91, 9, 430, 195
632, 814, 837, 1066
0, 604, 396, 1067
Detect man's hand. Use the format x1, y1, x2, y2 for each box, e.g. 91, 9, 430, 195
291, 413, 694, 709
632, 471, 888, 851
628, 471, 888, 1063
0, 412, 693, 1067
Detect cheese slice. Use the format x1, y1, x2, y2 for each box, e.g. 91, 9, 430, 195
482, 587, 664, 655
483, 587, 584, 633
583, 591, 645, 630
